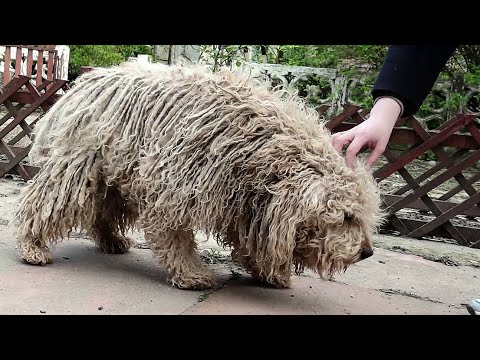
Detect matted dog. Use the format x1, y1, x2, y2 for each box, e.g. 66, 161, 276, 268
14, 62, 384, 290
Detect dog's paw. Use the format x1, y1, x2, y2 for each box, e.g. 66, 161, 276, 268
20, 248, 53, 266
98, 234, 135, 254
251, 273, 291, 289
169, 272, 217, 290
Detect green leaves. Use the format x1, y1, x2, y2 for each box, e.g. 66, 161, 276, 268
68, 45, 154, 80
277, 45, 387, 69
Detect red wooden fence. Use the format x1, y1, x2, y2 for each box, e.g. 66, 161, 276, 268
0, 45, 68, 180
323, 104, 480, 248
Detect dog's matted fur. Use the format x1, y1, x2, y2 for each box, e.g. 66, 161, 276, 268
14, 61, 384, 290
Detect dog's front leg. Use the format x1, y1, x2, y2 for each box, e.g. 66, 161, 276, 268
144, 228, 217, 290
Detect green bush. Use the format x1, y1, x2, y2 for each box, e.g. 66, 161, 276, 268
68, 45, 154, 81
277, 45, 387, 70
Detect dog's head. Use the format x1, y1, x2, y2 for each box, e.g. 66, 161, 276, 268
258, 159, 384, 283
291, 162, 384, 278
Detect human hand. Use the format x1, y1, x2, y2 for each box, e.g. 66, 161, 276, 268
331, 97, 402, 168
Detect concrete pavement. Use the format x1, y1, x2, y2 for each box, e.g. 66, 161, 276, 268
0, 177, 478, 315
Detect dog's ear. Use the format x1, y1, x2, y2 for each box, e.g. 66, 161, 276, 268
254, 188, 303, 283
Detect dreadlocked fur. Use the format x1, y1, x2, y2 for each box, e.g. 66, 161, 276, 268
14, 61, 385, 290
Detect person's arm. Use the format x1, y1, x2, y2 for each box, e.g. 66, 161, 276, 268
332, 45, 458, 168
372, 45, 458, 117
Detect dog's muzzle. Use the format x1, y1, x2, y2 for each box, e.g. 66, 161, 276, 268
360, 248, 374, 260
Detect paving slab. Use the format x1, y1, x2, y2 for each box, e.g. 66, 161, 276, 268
183, 275, 464, 315
0, 177, 478, 315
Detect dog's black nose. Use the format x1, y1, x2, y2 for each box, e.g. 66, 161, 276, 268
360, 248, 374, 260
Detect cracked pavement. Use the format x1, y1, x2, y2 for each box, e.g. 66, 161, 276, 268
1, 177, 478, 315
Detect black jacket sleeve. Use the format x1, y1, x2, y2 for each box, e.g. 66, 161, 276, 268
372, 45, 458, 117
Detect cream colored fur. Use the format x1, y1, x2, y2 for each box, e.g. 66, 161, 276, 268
14, 61, 384, 290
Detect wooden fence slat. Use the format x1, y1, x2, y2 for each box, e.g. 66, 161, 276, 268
326, 105, 360, 130
394, 149, 467, 196
0, 140, 31, 180
439, 171, 480, 201
3, 46, 11, 85
26, 49, 33, 77
376, 115, 477, 180
379, 149, 420, 236
0, 76, 30, 104
46, 50, 54, 81
383, 194, 480, 217
466, 122, 480, 143
408, 191, 480, 239
8, 115, 41, 146
0, 103, 23, 127
387, 149, 480, 214
14, 47, 22, 77
383, 217, 480, 247
436, 113, 468, 131
384, 211, 412, 235
24, 81, 51, 112
36, 50, 44, 87
316, 105, 329, 115
0, 146, 33, 179
3, 100, 32, 137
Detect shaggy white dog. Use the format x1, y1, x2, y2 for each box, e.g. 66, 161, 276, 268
14, 62, 384, 290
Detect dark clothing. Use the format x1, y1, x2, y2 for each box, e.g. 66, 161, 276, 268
372, 45, 458, 117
